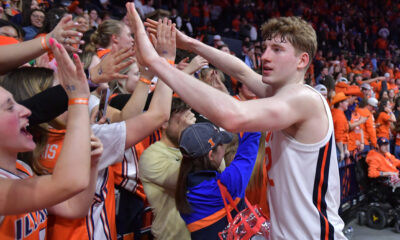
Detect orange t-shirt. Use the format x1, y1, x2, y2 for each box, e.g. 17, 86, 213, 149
40, 128, 117, 240
348, 111, 363, 152
331, 108, 349, 144
0, 161, 48, 240
376, 112, 391, 139
366, 150, 400, 178
356, 107, 377, 147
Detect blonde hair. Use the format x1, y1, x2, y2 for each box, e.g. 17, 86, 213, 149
261, 16, 317, 69
85, 19, 124, 53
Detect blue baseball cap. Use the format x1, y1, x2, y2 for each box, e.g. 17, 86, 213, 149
179, 122, 233, 158
377, 137, 389, 146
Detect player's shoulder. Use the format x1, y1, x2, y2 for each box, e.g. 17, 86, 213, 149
276, 83, 323, 105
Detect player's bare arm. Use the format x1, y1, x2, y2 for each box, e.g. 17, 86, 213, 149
144, 18, 269, 98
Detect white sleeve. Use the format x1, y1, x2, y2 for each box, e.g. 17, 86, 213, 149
91, 122, 126, 171
89, 94, 100, 114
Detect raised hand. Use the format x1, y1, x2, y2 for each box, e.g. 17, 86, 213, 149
144, 18, 192, 51
176, 57, 189, 70
149, 18, 176, 62
49, 38, 89, 99
183, 55, 209, 75
126, 2, 160, 67
48, 15, 85, 53
90, 45, 135, 84
210, 70, 229, 94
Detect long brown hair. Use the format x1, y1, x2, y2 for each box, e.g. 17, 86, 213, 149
175, 148, 219, 214
246, 132, 266, 190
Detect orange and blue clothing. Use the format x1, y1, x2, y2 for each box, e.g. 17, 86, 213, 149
181, 132, 260, 239
0, 161, 48, 240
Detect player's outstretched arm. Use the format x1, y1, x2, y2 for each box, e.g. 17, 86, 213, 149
126, 3, 323, 135
144, 18, 269, 97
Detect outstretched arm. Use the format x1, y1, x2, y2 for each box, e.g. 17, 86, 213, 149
144, 18, 269, 97
48, 134, 102, 218
123, 17, 174, 149
0, 15, 84, 75
126, 2, 315, 133
0, 40, 92, 215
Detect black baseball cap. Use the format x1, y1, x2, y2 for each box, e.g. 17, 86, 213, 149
179, 122, 233, 158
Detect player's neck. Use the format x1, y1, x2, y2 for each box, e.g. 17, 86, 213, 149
270, 73, 305, 94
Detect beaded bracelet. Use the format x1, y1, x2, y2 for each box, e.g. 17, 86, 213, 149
139, 77, 152, 85
68, 98, 89, 105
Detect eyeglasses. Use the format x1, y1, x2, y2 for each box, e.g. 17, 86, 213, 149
32, 14, 45, 20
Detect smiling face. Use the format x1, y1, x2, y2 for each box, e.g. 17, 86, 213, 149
30, 10, 45, 28
0, 87, 35, 154
75, 16, 89, 33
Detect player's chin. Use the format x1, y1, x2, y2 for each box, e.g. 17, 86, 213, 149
261, 76, 273, 85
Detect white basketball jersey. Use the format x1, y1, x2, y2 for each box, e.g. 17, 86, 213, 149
266, 86, 346, 240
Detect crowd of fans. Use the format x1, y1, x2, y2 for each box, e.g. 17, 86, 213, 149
0, 0, 400, 239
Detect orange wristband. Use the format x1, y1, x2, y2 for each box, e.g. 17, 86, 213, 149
139, 77, 152, 85
41, 36, 50, 52
167, 59, 174, 65
68, 98, 89, 105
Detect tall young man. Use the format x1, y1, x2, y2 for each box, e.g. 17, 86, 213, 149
126, 3, 346, 239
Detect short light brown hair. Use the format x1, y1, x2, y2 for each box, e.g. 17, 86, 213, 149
261, 16, 317, 69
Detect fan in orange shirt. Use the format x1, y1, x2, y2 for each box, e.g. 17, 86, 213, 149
365, 137, 400, 199
331, 92, 350, 161
356, 98, 378, 152
375, 98, 396, 145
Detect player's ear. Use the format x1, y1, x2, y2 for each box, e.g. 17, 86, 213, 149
297, 52, 309, 70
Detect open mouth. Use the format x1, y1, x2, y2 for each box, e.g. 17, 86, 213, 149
20, 123, 32, 138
